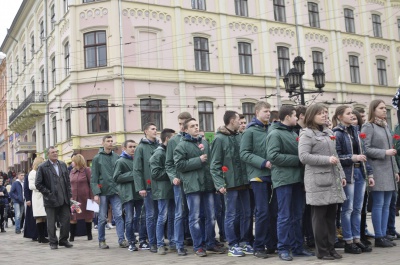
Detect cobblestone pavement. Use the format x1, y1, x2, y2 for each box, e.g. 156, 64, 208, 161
2, 214, 400, 265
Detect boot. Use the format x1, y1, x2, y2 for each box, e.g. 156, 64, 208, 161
37, 222, 49, 243
86, 222, 93, 240
69, 223, 77, 242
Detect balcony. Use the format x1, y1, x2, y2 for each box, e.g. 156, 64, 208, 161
9, 91, 46, 133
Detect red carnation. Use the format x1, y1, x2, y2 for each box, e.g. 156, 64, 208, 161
330, 136, 336, 141
359, 133, 366, 139
222, 166, 228, 173
97, 184, 102, 188
296, 137, 299, 142
147, 179, 151, 185
393, 134, 400, 140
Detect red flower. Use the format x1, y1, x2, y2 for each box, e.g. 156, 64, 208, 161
97, 184, 102, 189
330, 136, 336, 141
147, 179, 151, 185
222, 166, 228, 173
393, 134, 400, 140
359, 133, 366, 139
198, 144, 204, 149
296, 137, 299, 142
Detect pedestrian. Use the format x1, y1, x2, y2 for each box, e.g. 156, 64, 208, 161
0, 178, 9, 232
23, 171, 39, 241
9, 172, 25, 234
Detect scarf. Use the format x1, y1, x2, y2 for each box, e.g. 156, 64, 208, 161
373, 117, 387, 127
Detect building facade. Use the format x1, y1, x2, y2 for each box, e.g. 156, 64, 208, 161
0, 57, 9, 173
1, 0, 400, 166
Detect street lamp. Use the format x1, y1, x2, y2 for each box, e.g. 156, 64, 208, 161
284, 56, 325, 105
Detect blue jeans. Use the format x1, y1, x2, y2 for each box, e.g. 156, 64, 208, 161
387, 190, 398, 235
341, 168, 366, 241
186, 192, 215, 251
98, 194, 125, 243
124, 199, 144, 244
251, 181, 269, 251
156, 198, 175, 247
371, 190, 392, 238
224, 189, 252, 247
214, 193, 225, 240
143, 190, 158, 245
267, 182, 278, 250
173, 185, 186, 249
276, 183, 305, 254
14, 202, 24, 232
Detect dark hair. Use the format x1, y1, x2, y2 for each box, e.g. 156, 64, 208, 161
123, 139, 136, 148
278, 105, 296, 121
239, 114, 245, 119
295, 105, 307, 119
47, 146, 56, 153
17, 172, 24, 176
143, 122, 157, 131
177, 112, 192, 120
183, 118, 196, 130
304, 103, 326, 130
161, 128, 176, 142
354, 107, 365, 114
223, 110, 239, 126
269, 110, 279, 123
102, 135, 112, 142
352, 109, 363, 127
331, 105, 351, 127
368, 99, 386, 122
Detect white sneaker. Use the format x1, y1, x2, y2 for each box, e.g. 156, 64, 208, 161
105, 224, 112, 230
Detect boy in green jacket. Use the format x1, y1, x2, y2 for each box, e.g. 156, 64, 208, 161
150, 128, 176, 255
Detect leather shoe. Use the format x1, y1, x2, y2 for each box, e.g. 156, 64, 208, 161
292, 249, 315, 256
318, 255, 335, 260
279, 252, 293, 261
356, 242, 372, 253
59, 241, 73, 248
330, 250, 342, 259
50, 244, 58, 250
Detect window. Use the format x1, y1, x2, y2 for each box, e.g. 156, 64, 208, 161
194, 37, 210, 71
64, 42, 70, 76
277, 46, 290, 76
308, 2, 320, 28
192, 0, 206, 10
42, 124, 46, 150
198, 101, 214, 132
31, 35, 35, 57
40, 21, 44, 45
87, 100, 109, 133
372, 14, 382, 37
238, 42, 253, 74
32, 78, 35, 92
349, 55, 360, 83
242, 102, 255, 122
52, 116, 57, 144
84, 31, 107, 68
51, 57, 56, 87
23, 46, 26, 64
312, 51, 324, 71
66, 107, 71, 139
40, 69, 44, 93
344, 8, 355, 33
50, 5, 55, 31
140, 99, 163, 130
274, 0, 286, 22
235, 0, 248, 17
377, 59, 387, 86
64, 0, 69, 13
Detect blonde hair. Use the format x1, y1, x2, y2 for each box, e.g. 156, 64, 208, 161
72, 154, 87, 169
32, 157, 44, 170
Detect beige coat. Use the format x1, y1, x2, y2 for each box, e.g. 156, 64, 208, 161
28, 169, 46, 217
299, 127, 346, 206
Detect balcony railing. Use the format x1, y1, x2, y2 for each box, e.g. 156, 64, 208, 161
9, 91, 46, 124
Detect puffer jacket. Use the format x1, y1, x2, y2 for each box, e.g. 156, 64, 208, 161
133, 138, 160, 192
90, 148, 120, 196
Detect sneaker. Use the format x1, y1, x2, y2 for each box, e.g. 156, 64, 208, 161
375, 237, 393, 248
157, 246, 167, 255
177, 248, 187, 256
139, 242, 150, 250
99, 241, 110, 249
215, 240, 225, 247
355, 242, 372, 253
168, 245, 177, 252
206, 245, 226, 254
150, 244, 158, 253
228, 244, 245, 257
184, 238, 193, 246
344, 243, 362, 254
279, 252, 293, 261
107, 223, 115, 228
195, 248, 207, 257
128, 243, 138, 251
94, 225, 98, 230
253, 249, 269, 259
119, 240, 129, 248
105, 223, 112, 230
242, 244, 254, 254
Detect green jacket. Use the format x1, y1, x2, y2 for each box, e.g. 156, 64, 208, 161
165, 133, 183, 183
266, 122, 303, 188
149, 145, 173, 200
90, 148, 120, 196
210, 126, 248, 190
174, 134, 214, 194
113, 152, 142, 204
133, 138, 160, 192
240, 118, 271, 181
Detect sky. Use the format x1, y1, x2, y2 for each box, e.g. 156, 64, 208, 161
0, 0, 23, 57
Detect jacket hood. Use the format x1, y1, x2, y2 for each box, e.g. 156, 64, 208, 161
183, 133, 202, 143
98, 147, 115, 155
217, 125, 238, 136
120, 151, 133, 160
246, 117, 268, 129
140, 137, 160, 145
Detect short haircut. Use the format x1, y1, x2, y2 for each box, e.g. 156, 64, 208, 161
223, 110, 239, 126
32, 157, 44, 171
254, 101, 271, 113
183, 118, 196, 130
354, 107, 365, 114
123, 139, 136, 148
72, 154, 87, 168
239, 114, 245, 120
368, 99, 386, 122
269, 110, 279, 123
177, 112, 192, 120
18, 172, 24, 176
161, 128, 176, 142
47, 146, 56, 153
295, 105, 307, 119
102, 135, 112, 142
304, 103, 326, 130
143, 122, 156, 131
278, 105, 296, 121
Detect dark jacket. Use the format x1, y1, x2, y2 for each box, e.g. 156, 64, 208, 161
0, 185, 8, 205
35, 160, 72, 207
10, 180, 24, 204
165, 133, 184, 183
333, 124, 373, 183
23, 174, 32, 202
133, 138, 160, 192
91, 148, 120, 196
150, 145, 174, 200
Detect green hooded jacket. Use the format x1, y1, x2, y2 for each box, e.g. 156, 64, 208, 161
165, 133, 184, 183
149, 145, 173, 200
133, 138, 160, 192
90, 148, 120, 196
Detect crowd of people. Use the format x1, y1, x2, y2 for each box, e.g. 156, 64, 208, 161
1, 99, 400, 261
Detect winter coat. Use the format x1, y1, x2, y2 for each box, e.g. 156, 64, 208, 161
133, 138, 160, 192
10, 180, 24, 204
28, 169, 46, 217
113, 152, 142, 204
240, 117, 271, 181
174, 134, 214, 194
90, 148, 119, 196
298, 127, 346, 206
210, 126, 248, 190
70, 167, 94, 221
0, 185, 9, 206
332, 124, 373, 183
361, 122, 398, 191
265, 122, 303, 189
150, 145, 173, 200
165, 133, 184, 183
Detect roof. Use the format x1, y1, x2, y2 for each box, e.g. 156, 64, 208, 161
0, 0, 28, 52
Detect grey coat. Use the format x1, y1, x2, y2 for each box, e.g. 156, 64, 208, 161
299, 127, 346, 206
361, 122, 398, 191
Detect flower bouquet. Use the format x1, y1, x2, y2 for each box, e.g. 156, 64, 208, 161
70, 199, 82, 214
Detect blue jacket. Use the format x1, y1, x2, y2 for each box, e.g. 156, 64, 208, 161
333, 124, 373, 183
10, 180, 24, 204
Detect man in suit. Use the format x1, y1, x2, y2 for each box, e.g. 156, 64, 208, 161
36, 146, 73, 250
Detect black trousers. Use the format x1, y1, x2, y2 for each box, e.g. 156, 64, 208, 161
45, 204, 70, 245
311, 204, 337, 258
0, 205, 4, 228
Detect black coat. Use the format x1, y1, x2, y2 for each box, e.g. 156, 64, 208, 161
35, 160, 72, 208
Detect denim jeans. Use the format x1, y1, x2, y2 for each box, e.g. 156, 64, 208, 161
137, 203, 147, 242
224, 189, 252, 247
143, 190, 159, 245
276, 183, 305, 254
98, 194, 125, 243
124, 199, 144, 243
341, 168, 366, 241
266, 182, 278, 250
156, 198, 176, 247
251, 181, 269, 251
387, 190, 398, 235
371, 190, 392, 238
186, 192, 215, 251
214, 193, 225, 240
173, 185, 186, 249
14, 202, 24, 232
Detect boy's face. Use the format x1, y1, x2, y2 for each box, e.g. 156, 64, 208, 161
125, 142, 136, 156
18, 174, 24, 181
185, 120, 199, 137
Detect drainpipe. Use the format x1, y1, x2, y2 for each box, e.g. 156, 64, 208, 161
44, 0, 50, 148
118, 0, 126, 139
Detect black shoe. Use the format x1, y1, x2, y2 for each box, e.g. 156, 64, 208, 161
386, 234, 396, 241
361, 238, 372, 246
253, 250, 269, 259
1, 228, 6, 233
334, 241, 345, 248
206, 245, 225, 254
318, 255, 335, 260
59, 241, 73, 248
184, 238, 193, 246
306, 239, 315, 248
375, 237, 393, 248
385, 237, 397, 246
177, 248, 187, 256
329, 250, 342, 259
344, 243, 362, 254
265, 248, 277, 254
279, 252, 293, 261
50, 244, 58, 250
356, 242, 372, 252
150, 244, 158, 253
293, 249, 315, 256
